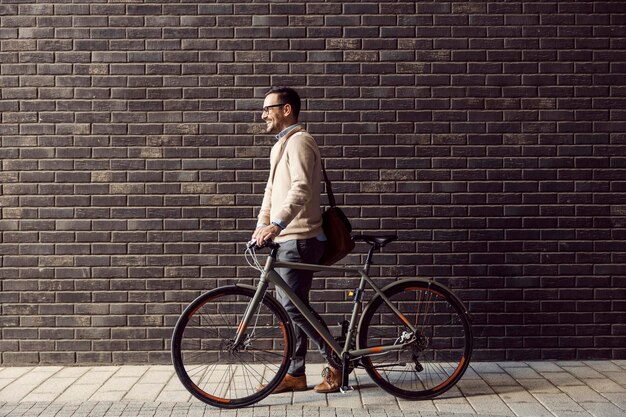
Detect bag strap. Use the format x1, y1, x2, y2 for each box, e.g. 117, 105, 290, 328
321, 162, 336, 208
270, 125, 304, 183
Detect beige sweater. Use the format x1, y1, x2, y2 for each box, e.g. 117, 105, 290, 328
258, 128, 323, 242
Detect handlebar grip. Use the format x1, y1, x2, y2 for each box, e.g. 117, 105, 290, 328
246, 239, 274, 250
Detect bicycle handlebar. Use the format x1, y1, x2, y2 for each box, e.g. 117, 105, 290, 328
246, 239, 277, 250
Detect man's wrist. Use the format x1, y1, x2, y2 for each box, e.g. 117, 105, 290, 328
271, 219, 286, 230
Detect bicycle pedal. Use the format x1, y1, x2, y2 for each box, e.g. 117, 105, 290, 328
340, 385, 354, 394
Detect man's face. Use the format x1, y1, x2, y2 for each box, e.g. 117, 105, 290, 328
262, 94, 288, 134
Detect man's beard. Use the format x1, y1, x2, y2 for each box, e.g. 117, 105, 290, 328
266, 121, 279, 134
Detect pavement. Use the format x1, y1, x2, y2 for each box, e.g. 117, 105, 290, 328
0, 361, 625, 417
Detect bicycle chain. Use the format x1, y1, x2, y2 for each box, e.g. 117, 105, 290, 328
325, 330, 357, 373
309, 311, 356, 373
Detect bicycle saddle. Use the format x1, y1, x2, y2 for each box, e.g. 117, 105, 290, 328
353, 234, 397, 248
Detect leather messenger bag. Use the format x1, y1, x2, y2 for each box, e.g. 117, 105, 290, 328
319, 164, 355, 265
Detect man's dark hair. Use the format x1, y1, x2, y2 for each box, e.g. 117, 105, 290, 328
265, 86, 301, 119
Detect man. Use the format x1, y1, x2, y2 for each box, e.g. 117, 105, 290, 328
253, 86, 341, 394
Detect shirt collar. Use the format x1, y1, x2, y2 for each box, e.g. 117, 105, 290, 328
275, 124, 301, 141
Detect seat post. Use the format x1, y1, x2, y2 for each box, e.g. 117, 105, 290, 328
364, 245, 377, 272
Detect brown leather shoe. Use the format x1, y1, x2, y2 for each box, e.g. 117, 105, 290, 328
257, 374, 308, 394
314, 366, 341, 393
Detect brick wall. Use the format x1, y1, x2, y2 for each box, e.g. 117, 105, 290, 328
1, 1, 625, 364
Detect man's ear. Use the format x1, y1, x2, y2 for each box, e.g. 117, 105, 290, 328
282, 103, 292, 118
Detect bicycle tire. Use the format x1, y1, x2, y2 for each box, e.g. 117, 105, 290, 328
357, 279, 472, 400
171, 285, 294, 408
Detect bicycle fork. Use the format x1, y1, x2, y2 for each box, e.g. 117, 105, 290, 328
231, 276, 270, 349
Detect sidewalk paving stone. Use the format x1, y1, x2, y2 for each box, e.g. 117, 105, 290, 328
493, 385, 540, 403
540, 372, 585, 387
601, 392, 626, 410
515, 378, 560, 394
502, 366, 542, 380
527, 362, 564, 373
505, 401, 554, 417
469, 363, 503, 373
583, 362, 623, 372
0, 368, 61, 403
604, 371, 626, 385
558, 385, 609, 403
124, 383, 166, 402
498, 362, 529, 368
433, 397, 476, 415
533, 393, 588, 413
1, 361, 625, 416
561, 366, 606, 380
21, 377, 77, 402
580, 402, 626, 417
478, 372, 518, 387
398, 397, 438, 413
464, 393, 514, 416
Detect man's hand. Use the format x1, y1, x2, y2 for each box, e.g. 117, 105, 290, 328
253, 224, 282, 246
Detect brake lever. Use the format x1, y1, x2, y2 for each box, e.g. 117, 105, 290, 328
246, 239, 273, 250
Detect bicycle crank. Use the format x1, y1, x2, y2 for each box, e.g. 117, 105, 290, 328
412, 354, 425, 372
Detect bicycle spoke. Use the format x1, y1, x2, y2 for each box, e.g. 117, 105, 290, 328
358, 281, 471, 399
172, 287, 291, 407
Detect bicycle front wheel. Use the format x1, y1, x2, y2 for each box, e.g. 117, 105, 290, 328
358, 279, 472, 400
171, 285, 293, 408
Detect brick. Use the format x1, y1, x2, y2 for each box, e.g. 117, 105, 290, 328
0, 0, 623, 365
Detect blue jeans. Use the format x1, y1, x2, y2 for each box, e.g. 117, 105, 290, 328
274, 237, 326, 377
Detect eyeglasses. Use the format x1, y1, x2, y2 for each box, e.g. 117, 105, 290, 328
262, 103, 286, 113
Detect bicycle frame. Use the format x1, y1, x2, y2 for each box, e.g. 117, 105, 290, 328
234, 248, 418, 362
172, 236, 473, 406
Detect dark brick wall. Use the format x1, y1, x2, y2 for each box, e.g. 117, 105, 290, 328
1, 1, 625, 364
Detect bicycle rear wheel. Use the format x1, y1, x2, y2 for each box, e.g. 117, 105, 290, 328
171, 285, 293, 408
358, 279, 472, 400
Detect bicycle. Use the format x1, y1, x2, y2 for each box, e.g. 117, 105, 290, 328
171, 234, 473, 408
